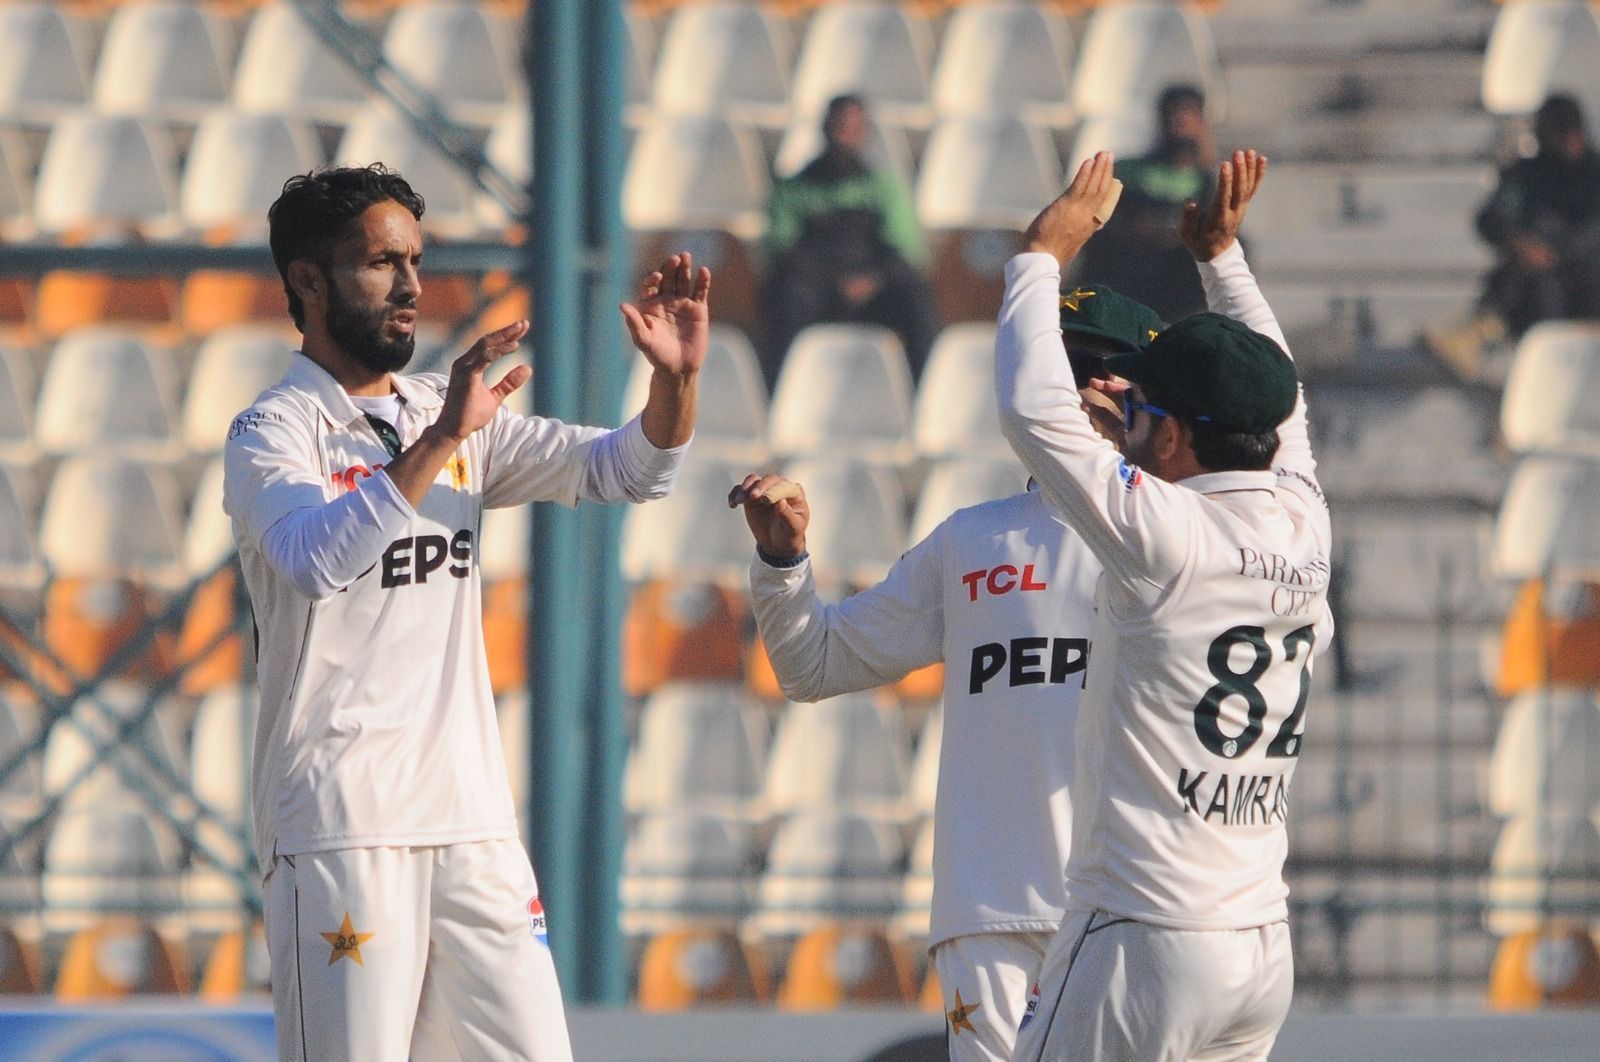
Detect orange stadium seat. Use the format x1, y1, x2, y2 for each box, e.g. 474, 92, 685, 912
776, 922, 915, 1010
41, 580, 175, 690
199, 922, 271, 1001
636, 926, 768, 1010
0, 927, 42, 994
746, 633, 785, 703
622, 579, 746, 696
919, 962, 942, 1014
176, 566, 245, 696
1488, 925, 1600, 1010
179, 271, 286, 336
484, 577, 526, 696
0, 279, 33, 338
55, 919, 189, 999
1497, 579, 1600, 696
35, 271, 178, 341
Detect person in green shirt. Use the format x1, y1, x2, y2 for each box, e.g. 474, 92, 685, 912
762, 94, 939, 386
1081, 84, 1216, 322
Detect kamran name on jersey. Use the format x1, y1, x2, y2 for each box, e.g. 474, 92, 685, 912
1176, 768, 1290, 826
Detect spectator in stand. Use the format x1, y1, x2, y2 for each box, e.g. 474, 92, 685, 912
761, 94, 939, 387
1080, 84, 1216, 322
1429, 94, 1600, 380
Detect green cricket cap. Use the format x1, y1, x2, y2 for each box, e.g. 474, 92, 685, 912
1058, 285, 1164, 352
1104, 312, 1297, 434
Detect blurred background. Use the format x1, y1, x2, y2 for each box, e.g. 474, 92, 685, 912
2, 0, 1600, 1058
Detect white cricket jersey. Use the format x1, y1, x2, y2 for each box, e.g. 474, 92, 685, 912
750, 488, 1100, 947
995, 243, 1334, 932
224, 354, 684, 868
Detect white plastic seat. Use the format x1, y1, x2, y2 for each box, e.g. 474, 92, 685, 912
622, 114, 769, 239
1483, 0, 1600, 127
41, 681, 187, 805
43, 803, 184, 930
0, 126, 34, 243
764, 695, 909, 819
1488, 812, 1600, 935
33, 112, 179, 236
476, 104, 532, 232
790, 3, 934, 128
755, 812, 905, 933
916, 116, 1062, 231
621, 325, 767, 461
190, 685, 256, 835
912, 323, 1007, 460
233, 2, 368, 124
773, 114, 913, 186
480, 502, 530, 585
39, 457, 185, 582
622, 812, 757, 927
909, 461, 1025, 545
1493, 455, 1600, 580
0, 463, 41, 590
651, 3, 792, 129
0, 3, 89, 121
931, 2, 1075, 126
783, 460, 907, 587
620, 454, 757, 584
181, 111, 324, 238
768, 325, 914, 465
36, 330, 181, 460
1072, 1, 1224, 122
92, 1, 230, 121
336, 106, 480, 239
1311, 385, 1505, 503
1502, 322, 1600, 457
0, 344, 35, 462
1490, 691, 1600, 818
183, 326, 297, 453
1337, 509, 1501, 623
624, 682, 765, 817
183, 458, 233, 577
383, 1, 521, 128
1067, 111, 1160, 171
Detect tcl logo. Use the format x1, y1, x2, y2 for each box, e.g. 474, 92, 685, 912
331, 463, 383, 494
960, 564, 1047, 602
380, 529, 474, 588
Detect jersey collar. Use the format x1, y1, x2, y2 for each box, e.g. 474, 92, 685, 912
286, 352, 444, 430
1178, 469, 1278, 496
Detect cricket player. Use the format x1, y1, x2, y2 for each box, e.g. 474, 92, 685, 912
1001, 150, 1332, 1061
729, 284, 1159, 1060
223, 164, 709, 1061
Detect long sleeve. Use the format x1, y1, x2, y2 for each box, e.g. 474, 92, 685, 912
875, 170, 927, 268
483, 411, 687, 510
750, 527, 946, 703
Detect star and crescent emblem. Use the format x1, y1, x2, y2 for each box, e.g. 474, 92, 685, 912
1059, 288, 1098, 313
321, 912, 375, 967
946, 989, 982, 1035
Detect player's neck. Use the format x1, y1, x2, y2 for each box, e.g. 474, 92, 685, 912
300, 334, 394, 397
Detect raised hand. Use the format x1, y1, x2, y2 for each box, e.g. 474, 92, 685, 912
433, 320, 531, 442
1179, 149, 1268, 262
1024, 151, 1116, 268
620, 252, 712, 377
728, 473, 809, 560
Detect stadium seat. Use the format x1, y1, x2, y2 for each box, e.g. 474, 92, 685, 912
177, 460, 247, 695
1310, 384, 1505, 504
35, 330, 182, 461
198, 921, 271, 1000
39, 457, 185, 580
0, 461, 41, 598
930, 1, 1075, 127
336, 106, 481, 239
35, 271, 178, 341
621, 324, 768, 462
40, 682, 186, 804
91, 1, 230, 121
0, 344, 35, 464
622, 813, 759, 931
1072, 1, 1224, 123
188, 685, 255, 842
39, 579, 176, 690
1502, 321, 1600, 457
1488, 925, 1600, 1010
44, 805, 186, 934
33, 112, 180, 238
54, 919, 189, 998
764, 695, 909, 819
777, 922, 915, 1009
910, 460, 1026, 545
620, 454, 757, 584
912, 324, 1007, 460
1496, 578, 1600, 696
232, 2, 367, 124
1336, 509, 1502, 623
908, 706, 941, 819
178, 271, 285, 336
0, 3, 89, 121
754, 813, 906, 935
896, 815, 934, 941
650, 3, 792, 128
779, 460, 907, 587
916, 116, 1061, 321
790, 2, 935, 128
181, 111, 324, 240
382, 0, 522, 128
636, 926, 768, 1010
0, 126, 33, 245
773, 113, 913, 185
622, 580, 746, 696
1492, 456, 1600, 580
1249, 280, 1478, 380
768, 325, 915, 465
624, 682, 765, 817
1482, 0, 1600, 129
1487, 813, 1600, 935
0, 927, 42, 994
0, 692, 42, 817
475, 104, 532, 234
183, 327, 296, 452
1066, 110, 1161, 171
1489, 690, 1600, 819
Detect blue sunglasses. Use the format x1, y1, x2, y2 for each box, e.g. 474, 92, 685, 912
1122, 393, 1211, 431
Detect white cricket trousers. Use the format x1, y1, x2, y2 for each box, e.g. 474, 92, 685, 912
263, 839, 574, 1062
933, 931, 1052, 1062
1010, 909, 1293, 1062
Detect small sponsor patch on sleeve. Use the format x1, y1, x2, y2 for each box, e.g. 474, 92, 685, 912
227, 410, 287, 440
1116, 458, 1143, 491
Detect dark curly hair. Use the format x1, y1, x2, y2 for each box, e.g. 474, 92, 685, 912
267, 164, 426, 330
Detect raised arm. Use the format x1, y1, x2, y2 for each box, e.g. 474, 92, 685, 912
620, 252, 711, 450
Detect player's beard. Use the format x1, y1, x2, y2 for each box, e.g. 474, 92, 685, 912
326, 282, 415, 375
